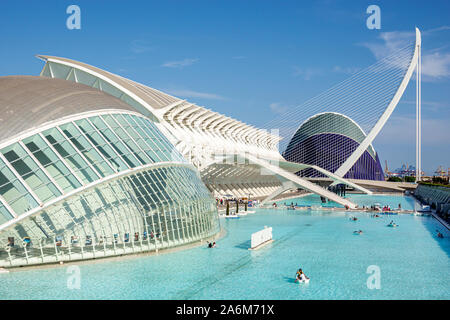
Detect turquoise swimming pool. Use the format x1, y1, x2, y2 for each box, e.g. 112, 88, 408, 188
0, 195, 448, 300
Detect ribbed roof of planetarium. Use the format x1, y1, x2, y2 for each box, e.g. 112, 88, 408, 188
0, 76, 135, 145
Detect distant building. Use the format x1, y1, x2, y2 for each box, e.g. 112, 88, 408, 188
283, 112, 384, 181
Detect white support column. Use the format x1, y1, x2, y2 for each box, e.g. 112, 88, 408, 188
416, 37, 422, 182
261, 181, 296, 205
335, 28, 421, 179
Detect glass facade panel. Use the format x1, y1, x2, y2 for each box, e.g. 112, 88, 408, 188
137, 117, 172, 159
0, 164, 218, 267
0, 110, 205, 255
0, 157, 39, 215
113, 114, 157, 163
42, 128, 99, 184
87, 116, 141, 168
1, 143, 62, 202
127, 115, 170, 162
122, 114, 165, 162
48, 62, 71, 79
72, 119, 130, 172
0, 202, 13, 225
22, 134, 82, 193
101, 114, 150, 165
60, 122, 117, 175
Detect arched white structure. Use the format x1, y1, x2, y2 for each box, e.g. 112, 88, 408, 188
0, 76, 219, 267
334, 28, 421, 177
36, 54, 363, 208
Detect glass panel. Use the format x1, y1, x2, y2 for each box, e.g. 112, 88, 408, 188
143, 118, 185, 162
0, 202, 14, 225
60, 122, 117, 176
99, 80, 123, 98
101, 114, 150, 165
1, 143, 62, 202
42, 128, 98, 184
122, 114, 162, 162
88, 116, 140, 168
49, 62, 71, 79
74, 69, 97, 86
128, 115, 170, 162
113, 114, 156, 163
41, 63, 51, 78
22, 134, 82, 193
0, 157, 38, 215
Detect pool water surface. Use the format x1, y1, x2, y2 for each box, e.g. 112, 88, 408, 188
0, 195, 448, 300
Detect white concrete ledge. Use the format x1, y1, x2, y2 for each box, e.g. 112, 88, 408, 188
248, 239, 274, 251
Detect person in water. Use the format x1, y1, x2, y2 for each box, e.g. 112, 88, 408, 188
296, 269, 302, 281
388, 221, 398, 227
296, 268, 309, 281
206, 241, 217, 248
437, 231, 444, 238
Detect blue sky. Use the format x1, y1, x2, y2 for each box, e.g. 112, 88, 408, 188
0, 0, 449, 175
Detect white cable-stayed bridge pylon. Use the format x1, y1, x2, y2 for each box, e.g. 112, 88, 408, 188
263, 28, 421, 181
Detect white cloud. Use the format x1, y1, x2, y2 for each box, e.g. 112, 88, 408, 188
162, 58, 199, 68
292, 66, 322, 80
332, 65, 361, 74
376, 115, 450, 146
269, 102, 289, 114
164, 88, 225, 100
421, 52, 450, 79
362, 31, 414, 60
361, 27, 450, 81
401, 100, 448, 112
130, 40, 154, 54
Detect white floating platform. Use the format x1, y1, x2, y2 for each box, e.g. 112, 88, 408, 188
249, 226, 273, 250
225, 215, 240, 219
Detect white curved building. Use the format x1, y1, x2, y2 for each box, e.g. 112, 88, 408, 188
0, 28, 421, 267
0, 76, 219, 267
36, 55, 366, 209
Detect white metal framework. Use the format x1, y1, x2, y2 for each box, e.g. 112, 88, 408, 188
335, 29, 421, 178
37, 55, 363, 208
264, 28, 422, 182
0, 76, 218, 267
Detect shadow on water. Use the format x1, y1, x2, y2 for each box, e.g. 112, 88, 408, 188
413, 196, 450, 258
283, 276, 297, 284
420, 215, 450, 258
235, 240, 251, 250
